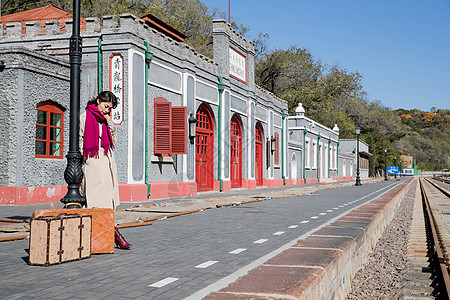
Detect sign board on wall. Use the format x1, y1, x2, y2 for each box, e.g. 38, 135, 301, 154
229, 46, 247, 84
109, 53, 124, 125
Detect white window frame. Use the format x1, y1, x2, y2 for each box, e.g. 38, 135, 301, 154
333, 146, 337, 169
305, 137, 311, 169
312, 140, 317, 169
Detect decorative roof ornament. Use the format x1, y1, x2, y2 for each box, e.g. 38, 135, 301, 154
333, 124, 339, 133
295, 103, 305, 116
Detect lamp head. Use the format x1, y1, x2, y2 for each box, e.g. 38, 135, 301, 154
188, 113, 197, 141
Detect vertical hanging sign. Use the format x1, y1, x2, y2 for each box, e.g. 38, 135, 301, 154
109, 53, 124, 125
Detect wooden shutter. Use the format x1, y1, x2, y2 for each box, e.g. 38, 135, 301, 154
154, 97, 171, 155
171, 106, 187, 154
274, 133, 280, 165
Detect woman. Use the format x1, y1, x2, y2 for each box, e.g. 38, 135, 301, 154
80, 91, 131, 249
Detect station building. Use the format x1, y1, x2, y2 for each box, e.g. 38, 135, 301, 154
0, 7, 365, 205
338, 139, 371, 179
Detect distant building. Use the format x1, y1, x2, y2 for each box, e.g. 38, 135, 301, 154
338, 139, 371, 179
288, 103, 340, 184
0, 5, 86, 34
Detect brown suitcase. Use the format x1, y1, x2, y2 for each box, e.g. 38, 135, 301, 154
32, 208, 115, 254
29, 214, 91, 266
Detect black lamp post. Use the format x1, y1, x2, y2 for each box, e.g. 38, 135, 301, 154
355, 126, 361, 186
394, 156, 397, 179
60, 0, 86, 208
384, 148, 388, 181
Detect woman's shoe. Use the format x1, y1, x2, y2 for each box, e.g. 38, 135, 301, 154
114, 227, 132, 249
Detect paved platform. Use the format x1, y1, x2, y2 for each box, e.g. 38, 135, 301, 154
0, 178, 381, 241
0, 177, 413, 299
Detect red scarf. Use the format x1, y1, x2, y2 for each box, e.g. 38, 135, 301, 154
83, 103, 114, 158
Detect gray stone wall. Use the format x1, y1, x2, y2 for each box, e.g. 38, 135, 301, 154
0, 64, 19, 186
0, 47, 70, 187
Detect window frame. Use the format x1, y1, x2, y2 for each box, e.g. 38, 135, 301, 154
35, 103, 64, 159
334, 146, 337, 169
312, 140, 317, 169
305, 137, 311, 169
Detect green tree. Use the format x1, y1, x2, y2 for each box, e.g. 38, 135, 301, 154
143, 0, 213, 52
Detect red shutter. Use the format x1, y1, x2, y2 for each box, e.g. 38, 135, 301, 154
171, 106, 187, 154
154, 97, 171, 155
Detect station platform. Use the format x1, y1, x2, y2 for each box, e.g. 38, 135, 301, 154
0, 177, 414, 299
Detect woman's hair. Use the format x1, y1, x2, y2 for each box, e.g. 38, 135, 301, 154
86, 91, 118, 109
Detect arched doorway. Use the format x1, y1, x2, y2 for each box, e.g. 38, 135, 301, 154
195, 104, 214, 192
291, 153, 297, 184
255, 123, 263, 186
230, 115, 242, 188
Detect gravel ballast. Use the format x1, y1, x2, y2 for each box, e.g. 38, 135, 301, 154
346, 179, 418, 299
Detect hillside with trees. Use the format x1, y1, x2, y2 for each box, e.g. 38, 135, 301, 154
2, 0, 448, 173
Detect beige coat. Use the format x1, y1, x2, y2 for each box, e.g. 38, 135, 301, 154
79, 112, 120, 209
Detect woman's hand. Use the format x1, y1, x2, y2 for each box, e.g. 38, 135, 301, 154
104, 111, 112, 123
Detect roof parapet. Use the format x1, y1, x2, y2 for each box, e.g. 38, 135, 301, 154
1, 13, 219, 73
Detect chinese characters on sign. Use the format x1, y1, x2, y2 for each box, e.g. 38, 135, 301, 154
109, 53, 124, 125
229, 47, 247, 83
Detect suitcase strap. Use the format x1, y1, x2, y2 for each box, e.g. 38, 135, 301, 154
46, 221, 51, 266
58, 218, 64, 263
78, 217, 84, 258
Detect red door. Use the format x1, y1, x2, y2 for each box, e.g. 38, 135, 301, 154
230, 115, 242, 188
196, 105, 214, 192
255, 124, 263, 186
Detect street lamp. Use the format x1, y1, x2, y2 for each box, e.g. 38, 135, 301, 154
270, 136, 276, 153
188, 113, 197, 143
355, 126, 361, 186
384, 148, 388, 181
60, 0, 85, 208
394, 156, 397, 179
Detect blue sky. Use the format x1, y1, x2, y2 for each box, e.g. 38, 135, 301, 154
202, 0, 450, 111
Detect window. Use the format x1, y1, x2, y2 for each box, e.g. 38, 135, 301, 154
312, 140, 317, 169
154, 97, 187, 155
331, 147, 336, 169
274, 132, 280, 166
35, 102, 64, 159
305, 138, 310, 168
334, 146, 338, 169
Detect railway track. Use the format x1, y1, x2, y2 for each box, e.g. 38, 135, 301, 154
409, 177, 450, 299
431, 176, 450, 187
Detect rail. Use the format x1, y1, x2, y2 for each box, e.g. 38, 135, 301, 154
420, 177, 450, 298
432, 176, 450, 185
